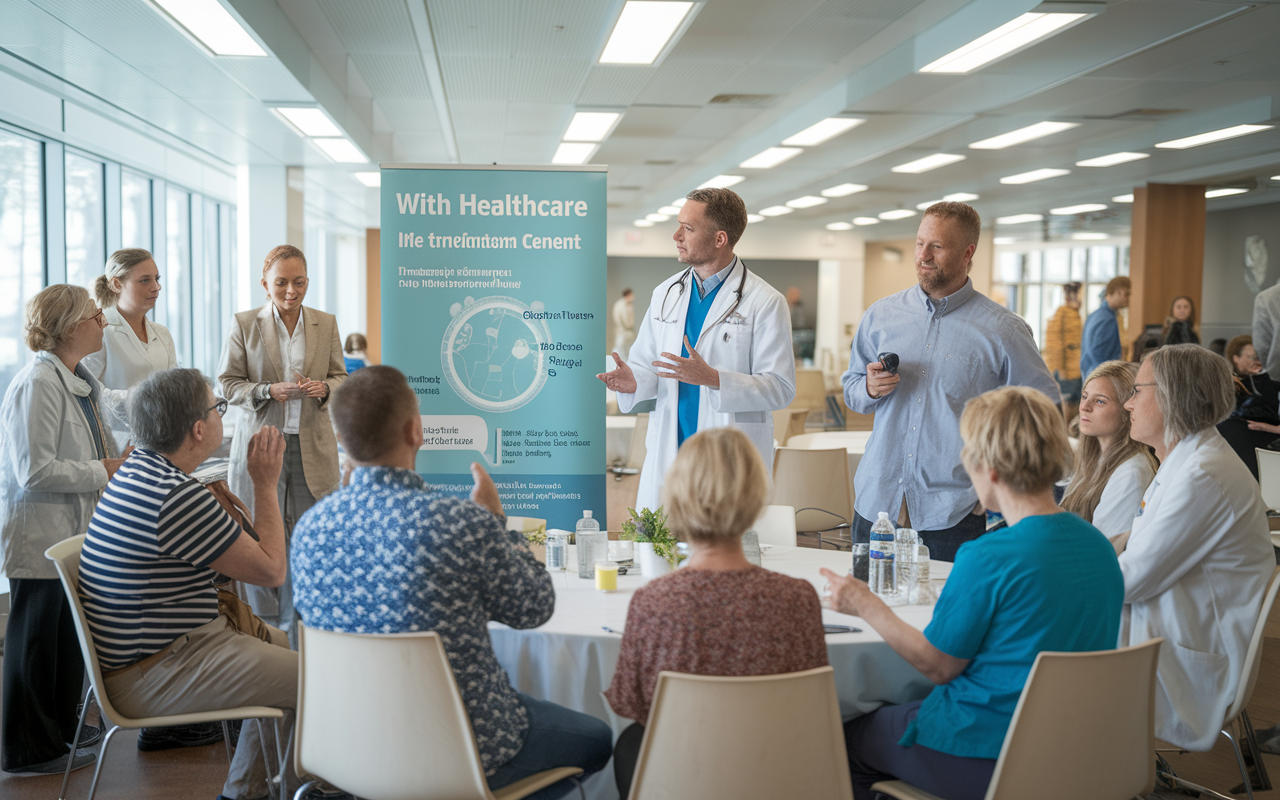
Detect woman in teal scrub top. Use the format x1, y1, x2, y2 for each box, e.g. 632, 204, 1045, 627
822, 386, 1124, 800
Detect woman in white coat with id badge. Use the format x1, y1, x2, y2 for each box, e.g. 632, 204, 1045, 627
597, 188, 795, 512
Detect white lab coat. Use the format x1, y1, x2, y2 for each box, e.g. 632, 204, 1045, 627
1117, 428, 1272, 751
1090, 453, 1156, 539
618, 258, 796, 512
81, 306, 178, 450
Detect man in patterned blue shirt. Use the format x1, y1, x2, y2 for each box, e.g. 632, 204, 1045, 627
290, 366, 611, 799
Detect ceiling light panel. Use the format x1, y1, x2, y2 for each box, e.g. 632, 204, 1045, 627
697, 175, 744, 189
747, 214, 765, 223
1076, 152, 1148, 167
969, 121, 1079, 150
658, 206, 682, 215
1071, 232, 1108, 240
740, 147, 803, 169
879, 209, 917, 220
916, 200, 943, 210
354, 172, 381, 187
599, 2, 694, 65
1050, 203, 1106, 215
1205, 188, 1249, 198
821, 183, 868, 198
943, 192, 979, 202
1112, 194, 1134, 203
758, 206, 794, 217
1000, 168, 1070, 184
634, 219, 655, 227
1156, 124, 1273, 149
646, 213, 670, 221
552, 142, 596, 164
993, 237, 1015, 245
273, 107, 341, 137
671, 198, 687, 207
786, 196, 827, 209
853, 217, 880, 226
892, 153, 965, 174
311, 138, 368, 163
919, 12, 1089, 74
151, 0, 267, 56
782, 118, 865, 147
563, 111, 622, 142
826, 222, 853, 231
996, 214, 1043, 225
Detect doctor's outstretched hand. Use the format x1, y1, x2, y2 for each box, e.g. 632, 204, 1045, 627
654, 336, 721, 388
597, 352, 638, 394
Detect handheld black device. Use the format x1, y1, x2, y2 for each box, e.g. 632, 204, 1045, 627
877, 352, 899, 375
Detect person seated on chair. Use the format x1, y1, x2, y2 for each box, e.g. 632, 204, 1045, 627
1119, 344, 1272, 754
604, 427, 828, 799
822, 386, 1124, 800
78, 368, 305, 800
289, 366, 612, 800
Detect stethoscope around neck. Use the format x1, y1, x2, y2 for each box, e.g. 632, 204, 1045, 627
655, 260, 748, 327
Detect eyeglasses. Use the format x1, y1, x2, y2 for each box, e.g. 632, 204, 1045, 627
207, 399, 229, 417
82, 309, 105, 327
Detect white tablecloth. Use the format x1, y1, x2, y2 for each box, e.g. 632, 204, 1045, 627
489, 544, 949, 800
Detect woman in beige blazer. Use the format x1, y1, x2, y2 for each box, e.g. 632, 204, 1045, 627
219, 244, 346, 641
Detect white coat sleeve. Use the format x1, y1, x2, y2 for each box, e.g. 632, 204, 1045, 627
617, 298, 661, 414
9, 376, 108, 494
708, 290, 796, 413
1089, 456, 1154, 539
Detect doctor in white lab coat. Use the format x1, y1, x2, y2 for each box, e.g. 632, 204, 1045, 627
597, 188, 795, 512
1120, 344, 1273, 752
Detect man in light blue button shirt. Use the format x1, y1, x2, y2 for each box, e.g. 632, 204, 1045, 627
842, 202, 1059, 560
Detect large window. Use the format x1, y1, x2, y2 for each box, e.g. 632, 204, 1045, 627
0, 130, 43, 399
65, 151, 105, 290
992, 244, 1130, 348
165, 187, 191, 366
121, 169, 152, 251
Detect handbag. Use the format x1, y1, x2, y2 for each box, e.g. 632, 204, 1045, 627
1234, 393, 1280, 426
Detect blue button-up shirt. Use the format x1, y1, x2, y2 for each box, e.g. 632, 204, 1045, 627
1079, 297, 1122, 380
841, 279, 1060, 531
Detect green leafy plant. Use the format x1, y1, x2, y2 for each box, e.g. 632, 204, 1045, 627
620, 506, 683, 566
523, 522, 547, 547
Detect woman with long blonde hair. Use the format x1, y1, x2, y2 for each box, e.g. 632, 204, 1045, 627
1061, 360, 1157, 539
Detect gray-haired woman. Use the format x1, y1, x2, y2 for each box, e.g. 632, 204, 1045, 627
0, 284, 126, 775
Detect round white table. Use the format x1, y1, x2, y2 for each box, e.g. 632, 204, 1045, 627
489, 544, 949, 800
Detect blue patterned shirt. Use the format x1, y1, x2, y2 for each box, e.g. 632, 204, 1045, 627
290, 467, 554, 774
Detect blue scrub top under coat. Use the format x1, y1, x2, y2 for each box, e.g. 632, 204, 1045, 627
677, 276, 726, 446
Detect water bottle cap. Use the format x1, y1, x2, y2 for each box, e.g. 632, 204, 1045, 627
583, 510, 592, 518
877, 512, 889, 520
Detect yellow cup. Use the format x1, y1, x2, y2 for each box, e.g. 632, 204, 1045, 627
595, 562, 619, 592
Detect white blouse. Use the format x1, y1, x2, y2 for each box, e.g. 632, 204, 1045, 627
1090, 453, 1156, 539
81, 305, 178, 447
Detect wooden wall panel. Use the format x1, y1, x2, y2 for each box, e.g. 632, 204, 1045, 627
1128, 184, 1206, 348
366, 228, 381, 364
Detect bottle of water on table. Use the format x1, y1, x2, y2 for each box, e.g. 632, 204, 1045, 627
868, 512, 897, 600
575, 510, 607, 578
895, 527, 918, 601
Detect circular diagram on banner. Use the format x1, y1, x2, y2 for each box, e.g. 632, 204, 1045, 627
441, 295, 551, 413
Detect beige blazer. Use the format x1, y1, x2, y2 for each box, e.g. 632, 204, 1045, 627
219, 304, 347, 512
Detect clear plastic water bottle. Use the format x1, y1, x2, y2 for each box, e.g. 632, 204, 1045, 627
911, 543, 936, 605
895, 527, 918, 600
546, 531, 570, 570
868, 512, 897, 599
575, 510, 607, 578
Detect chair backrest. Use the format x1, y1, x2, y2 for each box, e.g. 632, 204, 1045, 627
789, 370, 827, 414
625, 412, 649, 470
630, 667, 852, 800
1227, 566, 1280, 723
771, 408, 809, 445
295, 623, 492, 800
771, 447, 851, 532
749, 504, 797, 547
986, 639, 1163, 800
844, 409, 875, 431
1257, 449, 1280, 510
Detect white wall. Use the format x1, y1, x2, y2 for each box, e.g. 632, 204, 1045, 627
1202, 201, 1280, 345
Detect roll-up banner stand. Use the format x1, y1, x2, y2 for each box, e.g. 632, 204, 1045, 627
380, 164, 607, 529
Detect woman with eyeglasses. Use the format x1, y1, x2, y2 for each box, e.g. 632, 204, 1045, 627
0, 284, 127, 776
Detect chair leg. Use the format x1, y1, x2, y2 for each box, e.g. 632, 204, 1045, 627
292, 779, 320, 800
258, 719, 277, 798
222, 721, 233, 763
59, 687, 94, 800
1239, 709, 1273, 791
273, 718, 285, 793
85, 726, 122, 800
572, 775, 586, 800
1223, 727, 1257, 800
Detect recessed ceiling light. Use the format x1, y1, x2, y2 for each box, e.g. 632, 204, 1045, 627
993, 237, 1015, 245
786, 196, 827, 209
1272, 176, 1280, 182
311, 138, 368, 163
1071, 232, 1108, 240
1076, 152, 1149, 167
879, 209, 917, 220
563, 111, 622, 142
782, 118, 865, 147
671, 198, 687, 207
151, 0, 267, 56
1156, 124, 1273, 149
747, 214, 765, 223
740, 147, 803, 169
916, 200, 943, 210
658, 205, 682, 215
1000, 168, 1070, 185
634, 219, 655, 227
826, 222, 854, 231
892, 153, 965, 174
759, 206, 794, 217
1050, 203, 1106, 215
552, 142, 596, 164
1112, 194, 1134, 203
970, 122, 1079, 150
853, 217, 881, 226
354, 172, 381, 187
996, 213, 1043, 225
599, 1, 694, 65
919, 12, 1090, 74
943, 192, 980, 202
645, 213, 669, 222
821, 183, 868, 197
1206, 187, 1249, 198
697, 175, 744, 189
272, 107, 341, 137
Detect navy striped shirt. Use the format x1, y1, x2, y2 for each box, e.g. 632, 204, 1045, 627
79, 449, 241, 670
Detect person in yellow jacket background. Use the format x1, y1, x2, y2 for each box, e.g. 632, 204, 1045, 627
1043, 282, 1083, 422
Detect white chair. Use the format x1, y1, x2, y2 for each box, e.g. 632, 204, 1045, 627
629, 667, 852, 800
1257, 448, 1280, 510
772, 447, 852, 549
292, 623, 584, 800
1160, 566, 1280, 800
771, 408, 809, 445
749, 504, 797, 547
873, 639, 1163, 800
45, 535, 285, 800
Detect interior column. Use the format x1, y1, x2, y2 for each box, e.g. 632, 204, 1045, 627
1127, 184, 1206, 349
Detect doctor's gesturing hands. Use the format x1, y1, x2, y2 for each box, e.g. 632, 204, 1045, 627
597, 335, 721, 392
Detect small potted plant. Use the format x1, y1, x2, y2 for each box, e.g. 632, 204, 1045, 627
620, 506, 682, 577
514, 519, 547, 563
